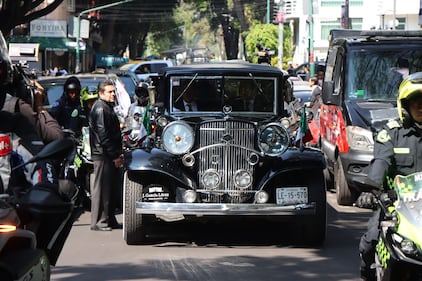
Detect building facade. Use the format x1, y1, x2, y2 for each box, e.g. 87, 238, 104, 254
284, 0, 421, 65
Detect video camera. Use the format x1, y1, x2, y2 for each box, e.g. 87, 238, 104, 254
256, 44, 275, 65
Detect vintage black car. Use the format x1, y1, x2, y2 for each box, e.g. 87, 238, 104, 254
122, 62, 327, 245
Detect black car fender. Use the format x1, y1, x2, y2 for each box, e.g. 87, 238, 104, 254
124, 148, 194, 187
257, 148, 326, 190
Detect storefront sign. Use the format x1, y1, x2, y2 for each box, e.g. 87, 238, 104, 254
9, 43, 39, 62
30, 20, 67, 38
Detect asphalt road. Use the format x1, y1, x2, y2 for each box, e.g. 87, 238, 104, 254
51, 190, 372, 281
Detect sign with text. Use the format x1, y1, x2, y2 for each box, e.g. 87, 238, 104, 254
30, 20, 67, 37
68, 17, 90, 39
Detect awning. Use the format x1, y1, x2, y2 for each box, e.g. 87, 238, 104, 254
8, 36, 91, 52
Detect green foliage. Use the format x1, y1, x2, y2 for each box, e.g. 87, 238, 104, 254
244, 23, 293, 67
147, 21, 183, 57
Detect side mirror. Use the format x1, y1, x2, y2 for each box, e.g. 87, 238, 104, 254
322, 81, 340, 106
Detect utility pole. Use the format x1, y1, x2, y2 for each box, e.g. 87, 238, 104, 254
309, 0, 314, 77
341, 0, 351, 29
75, 0, 133, 73
274, 0, 284, 69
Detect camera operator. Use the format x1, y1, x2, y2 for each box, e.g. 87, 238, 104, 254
0, 31, 63, 192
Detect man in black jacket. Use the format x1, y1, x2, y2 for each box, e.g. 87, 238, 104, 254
89, 80, 123, 231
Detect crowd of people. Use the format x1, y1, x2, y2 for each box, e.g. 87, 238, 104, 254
0, 32, 153, 231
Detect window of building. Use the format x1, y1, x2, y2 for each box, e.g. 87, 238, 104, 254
321, 20, 341, 40
396, 17, 406, 30
321, 0, 363, 7
320, 18, 363, 40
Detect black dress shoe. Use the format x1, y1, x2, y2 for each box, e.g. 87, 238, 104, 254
110, 223, 123, 229
91, 226, 112, 231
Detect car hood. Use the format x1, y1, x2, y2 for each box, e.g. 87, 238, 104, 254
345, 100, 398, 131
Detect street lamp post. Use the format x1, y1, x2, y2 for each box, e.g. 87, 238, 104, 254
309, 0, 314, 77
75, 0, 133, 73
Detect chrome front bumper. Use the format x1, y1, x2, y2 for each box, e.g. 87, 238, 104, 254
136, 202, 316, 216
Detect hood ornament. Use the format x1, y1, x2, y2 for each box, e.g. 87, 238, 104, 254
223, 105, 232, 114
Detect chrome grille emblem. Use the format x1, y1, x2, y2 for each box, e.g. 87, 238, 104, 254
222, 134, 232, 143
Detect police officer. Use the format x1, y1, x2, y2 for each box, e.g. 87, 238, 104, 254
357, 72, 422, 280
50, 76, 84, 136
80, 85, 98, 127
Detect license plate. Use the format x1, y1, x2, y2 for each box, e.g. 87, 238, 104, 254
276, 187, 308, 205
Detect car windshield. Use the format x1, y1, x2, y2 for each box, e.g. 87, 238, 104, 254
345, 46, 422, 101
170, 76, 276, 114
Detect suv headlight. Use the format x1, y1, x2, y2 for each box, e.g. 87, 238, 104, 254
162, 121, 194, 155
346, 126, 374, 152
258, 123, 290, 156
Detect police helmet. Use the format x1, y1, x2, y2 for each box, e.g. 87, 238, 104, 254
133, 82, 149, 106
64, 76, 81, 95
80, 85, 98, 102
397, 72, 422, 121
135, 82, 149, 97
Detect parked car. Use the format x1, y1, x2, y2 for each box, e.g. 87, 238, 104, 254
37, 72, 132, 119
118, 59, 173, 82
291, 80, 313, 105
122, 61, 327, 246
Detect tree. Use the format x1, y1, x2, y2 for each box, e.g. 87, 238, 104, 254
244, 23, 293, 67
93, 0, 179, 59
0, 0, 64, 38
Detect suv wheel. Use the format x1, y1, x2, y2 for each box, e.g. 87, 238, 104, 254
334, 158, 356, 205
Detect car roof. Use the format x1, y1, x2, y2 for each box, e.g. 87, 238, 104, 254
160, 61, 284, 77
292, 81, 312, 90
119, 60, 173, 71
37, 73, 120, 84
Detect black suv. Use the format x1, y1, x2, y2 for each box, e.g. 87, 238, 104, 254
320, 29, 422, 205
122, 62, 327, 245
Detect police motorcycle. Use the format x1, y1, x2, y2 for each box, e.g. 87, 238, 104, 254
369, 172, 422, 281
0, 137, 84, 280
69, 86, 99, 210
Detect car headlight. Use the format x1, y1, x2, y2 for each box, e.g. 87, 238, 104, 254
279, 117, 291, 128
346, 126, 374, 152
156, 116, 169, 128
162, 121, 194, 155
258, 123, 290, 156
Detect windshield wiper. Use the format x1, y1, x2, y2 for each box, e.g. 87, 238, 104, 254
175, 73, 199, 103
248, 73, 270, 102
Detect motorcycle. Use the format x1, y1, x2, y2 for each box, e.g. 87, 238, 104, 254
67, 127, 94, 210
373, 171, 422, 280
0, 137, 84, 280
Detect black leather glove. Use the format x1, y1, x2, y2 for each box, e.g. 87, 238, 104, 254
354, 192, 377, 209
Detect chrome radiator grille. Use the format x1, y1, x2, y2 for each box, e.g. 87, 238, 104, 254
197, 120, 256, 203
